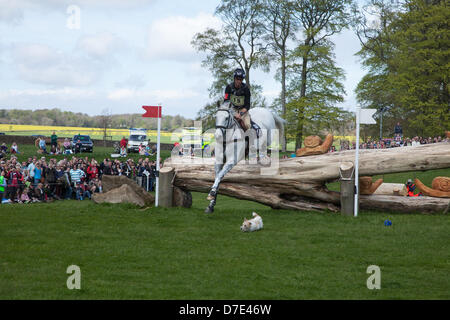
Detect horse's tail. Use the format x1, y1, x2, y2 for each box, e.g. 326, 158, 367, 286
272, 113, 286, 147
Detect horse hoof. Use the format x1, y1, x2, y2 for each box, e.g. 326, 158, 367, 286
205, 206, 214, 213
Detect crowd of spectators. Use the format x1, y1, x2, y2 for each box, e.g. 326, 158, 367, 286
0, 154, 161, 204
0, 142, 20, 158
336, 135, 448, 151
332, 123, 449, 151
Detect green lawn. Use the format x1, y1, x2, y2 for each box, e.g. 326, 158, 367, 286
0, 191, 449, 300
1, 144, 449, 299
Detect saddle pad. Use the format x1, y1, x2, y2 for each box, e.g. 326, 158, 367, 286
251, 120, 262, 138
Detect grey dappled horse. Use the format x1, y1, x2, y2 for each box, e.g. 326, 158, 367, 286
205, 101, 285, 213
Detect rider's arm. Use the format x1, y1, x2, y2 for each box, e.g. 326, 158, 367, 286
243, 85, 251, 110
224, 84, 231, 102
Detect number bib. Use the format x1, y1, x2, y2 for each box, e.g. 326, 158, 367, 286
230, 94, 245, 107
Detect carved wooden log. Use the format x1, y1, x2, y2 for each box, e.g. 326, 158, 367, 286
373, 183, 408, 196
432, 177, 450, 191
173, 186, 192, 208
304, 136, 323, 148
359, 195, 449, 214
159, 167, 175, 207
359, 176, 383, 195
296, 134, 333, 157
415, 177, 450, 198
165, 142, 450, 213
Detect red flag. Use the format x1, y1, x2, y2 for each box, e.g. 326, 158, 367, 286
142, 106, 162, 118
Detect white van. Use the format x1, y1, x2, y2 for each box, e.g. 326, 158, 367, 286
127, 128, 148, 153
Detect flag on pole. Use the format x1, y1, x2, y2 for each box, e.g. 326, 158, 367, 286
142, 105, 162, 207
354, 108, 377, 217
142, 106, 162, 118
359, 109, 377, 124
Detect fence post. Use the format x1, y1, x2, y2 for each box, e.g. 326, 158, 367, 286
340, 162, 355, 216
159, 167, 174, 208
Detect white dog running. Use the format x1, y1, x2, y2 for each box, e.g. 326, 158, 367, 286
240, 212, 263, 232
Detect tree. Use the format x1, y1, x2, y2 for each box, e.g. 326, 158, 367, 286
290, 0, 354, 149
353, 0, 449, 137
389, 0, 449, 137
262, 0, 298, 151
192, 0, 270, 128
196, 101, 221, 132
99, 108, 112, 146
352, 0, 402, 138
285, 40, 349, 139
192, 0, 269, 95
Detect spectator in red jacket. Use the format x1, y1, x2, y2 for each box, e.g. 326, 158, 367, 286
7, 164, 23, 202
86, 160, 99, 181
120, 137, 128, 149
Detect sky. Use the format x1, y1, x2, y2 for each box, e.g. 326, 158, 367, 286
0, 0, 367, 119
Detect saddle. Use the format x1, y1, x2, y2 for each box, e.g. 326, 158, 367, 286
236, 117, 261, 138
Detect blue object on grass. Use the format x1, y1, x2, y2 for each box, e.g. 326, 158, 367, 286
384, 220, 392, 226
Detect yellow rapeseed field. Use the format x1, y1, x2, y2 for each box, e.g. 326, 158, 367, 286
0, 124, 215, 142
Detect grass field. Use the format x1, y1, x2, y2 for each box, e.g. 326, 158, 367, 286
0, 144, 449, 299
0, 192, 449, 300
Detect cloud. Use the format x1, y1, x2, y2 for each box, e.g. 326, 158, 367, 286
11, 43, 100, 86
107, 88, 200, 101
114, 75, 147, 89
0, 88, 96, 99
144, 12, 221, 62
0, 1, 25, 24
263, 90, 280, 99
76, 32, 126, 59
0, 0, 158, 24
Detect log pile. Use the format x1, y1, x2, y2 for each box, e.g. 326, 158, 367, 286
165, 142, 450, 213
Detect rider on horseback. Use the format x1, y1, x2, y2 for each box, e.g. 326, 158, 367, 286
224, 68, 251, 131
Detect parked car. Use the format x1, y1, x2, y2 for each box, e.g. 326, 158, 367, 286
127, 128, 148, 153
71, 134, 94, 153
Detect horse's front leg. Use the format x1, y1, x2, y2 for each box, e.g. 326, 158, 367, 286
205, 161, 235, 213
206, 163, 224, 201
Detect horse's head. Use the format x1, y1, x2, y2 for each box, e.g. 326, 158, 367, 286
215, 100, 233, 130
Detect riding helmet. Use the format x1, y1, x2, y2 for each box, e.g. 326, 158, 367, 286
233, 68, 245, 80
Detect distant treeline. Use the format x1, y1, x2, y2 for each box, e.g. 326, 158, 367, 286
0, 108, 195, 131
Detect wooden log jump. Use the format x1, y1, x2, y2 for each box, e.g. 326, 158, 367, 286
163, 142, 450, 214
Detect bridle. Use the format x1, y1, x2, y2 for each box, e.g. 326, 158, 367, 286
215, 107, 235, 130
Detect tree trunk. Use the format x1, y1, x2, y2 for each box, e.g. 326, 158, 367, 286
165, 142, 450, 214
295, 53, 308, 150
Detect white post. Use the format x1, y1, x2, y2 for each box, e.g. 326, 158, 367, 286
354, 107, 360, 217
155, 106, 161, 207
